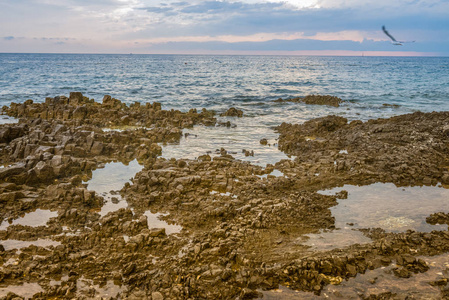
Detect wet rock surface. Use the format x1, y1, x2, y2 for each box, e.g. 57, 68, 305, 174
220, 107, 244, 117
1, 93, 449, 299
275, 94, 343, 107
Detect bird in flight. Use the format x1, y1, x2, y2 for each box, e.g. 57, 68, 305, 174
382, 26, 415, 46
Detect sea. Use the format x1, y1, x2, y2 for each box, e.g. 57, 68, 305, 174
1, 53, 449, 165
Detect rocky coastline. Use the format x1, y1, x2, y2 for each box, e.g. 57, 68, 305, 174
1, 92, 449, 299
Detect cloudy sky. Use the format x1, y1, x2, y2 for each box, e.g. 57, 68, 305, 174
1, 0, 448, 55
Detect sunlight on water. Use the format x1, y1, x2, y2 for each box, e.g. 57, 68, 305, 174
0, 114, 18, 125
267, 253, 449, 299
2, 55, 447, 118
84, 159, 143, 217
319, 183, 449, 232
144, 211, 182, 235
0, 283, 44, 299
76, 278, 126, 298
0, 209, 58, 231
161, 116, 291, 166
257, 169, 285, 179
300, 183, 449, 251
0, 239, 61, 251
300, 229, 372, 252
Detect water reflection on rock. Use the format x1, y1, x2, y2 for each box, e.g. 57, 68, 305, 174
0, 283, 43, 299
320, 183, 449, 232
84, 159, 143, 217
161, 116, 291, 167
0, 209, 58, 231
76, 278, 126, 299
272, 253, 449, 299
144, 211, 182, 235
300, 183, 449, 251
0, 239, 61, 251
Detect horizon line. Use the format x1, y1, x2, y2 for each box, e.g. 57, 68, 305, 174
0, 50, 446, 57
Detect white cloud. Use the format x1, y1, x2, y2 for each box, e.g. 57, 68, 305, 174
268, 0, 320, 9
0, 0, 448, 53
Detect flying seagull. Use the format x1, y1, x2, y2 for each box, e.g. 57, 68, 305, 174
382, 26, 414, 46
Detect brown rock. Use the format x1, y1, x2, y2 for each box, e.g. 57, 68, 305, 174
0, 163, 26, 180
198, 154, 211, 161
90, 141, 104, 155
69, 92, 84, 105
149, 228, 166, 237
152, 291, 164, 300
303, 95, 343, 107
72, 106, 87, 119
33, 161, 54, 180
346, 264, 357, 276
220, 107, 243, 117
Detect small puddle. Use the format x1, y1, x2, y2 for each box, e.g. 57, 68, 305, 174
209, 191, 238, 198
0, 283, 44, 298
300, 229, 372, 252
144, 211, 182, 235
302, 183, 449, 251
49, 275, 69, 287
102, 126, 151, 132
267, 253, 449, 299
76, 277, 126, 298
160, 120, 291, 166
84, 159, 143, 217
0, 209, 58, 231
0, 239, 61, 251
257, 169, 285, 179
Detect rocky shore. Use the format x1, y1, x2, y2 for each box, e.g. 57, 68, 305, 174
1, 92, 449, 299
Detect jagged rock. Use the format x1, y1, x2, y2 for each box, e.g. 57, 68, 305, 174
90, 141, 104, 155
149, 228, 166, 237
220, 107, 243, 117
1, 94, 449, 300
33, 161, 54, 180
274, 95, 343, 107
0, 163, 26, 180
427, 212, 449, 225
69, 92, 84, 105
302, 95, 343, 107
72, 106, 87, 119
152, 291, 164, 300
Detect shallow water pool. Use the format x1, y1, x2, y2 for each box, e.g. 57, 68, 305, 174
0, 209, 58, 231
302, 183, 449, 251
144, 211, 182, 235
264, 253, 449, 299
161, 116, 291, 167
84, 159, 143, 217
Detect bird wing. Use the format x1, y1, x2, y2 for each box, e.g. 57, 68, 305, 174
382, 26, 397, 42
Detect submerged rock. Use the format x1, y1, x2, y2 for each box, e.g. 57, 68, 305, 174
274, 94, 343, 107
302, 94, 343, 107
220, 107, 243, 117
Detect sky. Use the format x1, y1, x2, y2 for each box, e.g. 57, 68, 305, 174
1, 0, 448, 56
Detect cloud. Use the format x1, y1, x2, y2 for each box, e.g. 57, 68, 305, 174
1, 0, 448, 54
179, 1, 278, 14
116, 0, 446, 39
139, 37, 449, 55
3, 36, 15, 40
137, 6, 174, 14
171, 2, 189, 7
